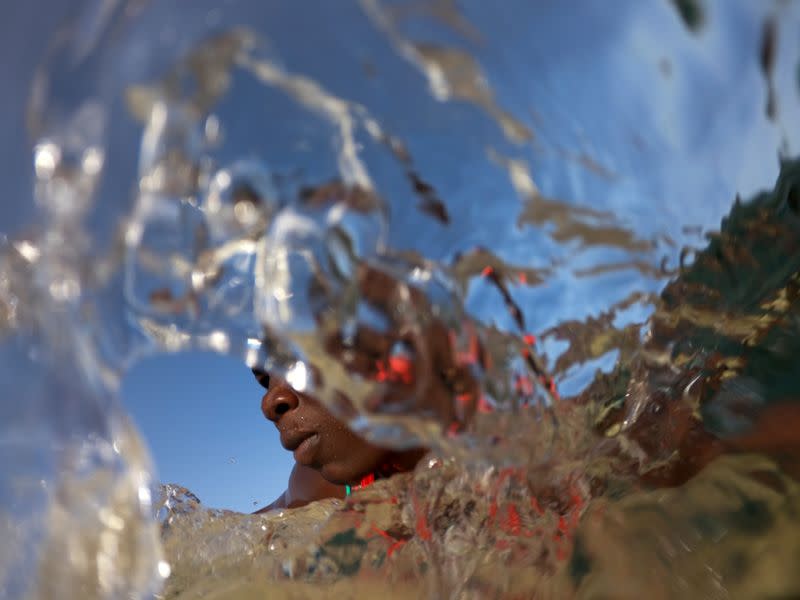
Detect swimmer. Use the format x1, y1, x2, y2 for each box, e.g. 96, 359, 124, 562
253, 263, 479, 511
252, 369, 427, 511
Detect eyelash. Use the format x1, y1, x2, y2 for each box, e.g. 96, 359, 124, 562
252, 370, 270, 390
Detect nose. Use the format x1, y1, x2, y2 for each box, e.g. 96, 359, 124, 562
261, 382, 300, 423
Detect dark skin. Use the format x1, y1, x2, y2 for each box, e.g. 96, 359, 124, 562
254, 253, 800, 510
252, 357, 800, 512
259, 372, 426, 485
254, 462, 344, 513
633, 397, 800, 488
249, 183, 480, 511
253, 263, 478, 511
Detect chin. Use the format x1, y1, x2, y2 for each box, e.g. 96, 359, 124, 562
320, 462, 369, 486
319, 465, 349, 486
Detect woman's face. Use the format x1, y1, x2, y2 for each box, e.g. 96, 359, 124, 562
254, 370, 403, 485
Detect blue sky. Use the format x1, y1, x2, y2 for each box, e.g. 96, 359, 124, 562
6, 0, 800, 515
122, 350, 294, 512
112, 0, 800, 513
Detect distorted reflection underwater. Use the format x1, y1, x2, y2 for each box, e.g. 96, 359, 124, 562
2, 1, 800, 598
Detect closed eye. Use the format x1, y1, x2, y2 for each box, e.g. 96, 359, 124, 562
251, 368, 270, 390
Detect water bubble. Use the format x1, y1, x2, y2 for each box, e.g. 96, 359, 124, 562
48, 277, 81, 302
204, 114, 222, 146
255, 182, 385, 335
14, 240, 41, 264
124, 192, 209, 339
202, 159, 278, 241
6, 1, 800, 598
138, 101, 203, 197
34, 141, 61, 180
80, 147, 105, 177
285, 360, 309, 392
157, 560, 172, 579
33, 101, 106, 219
206, 329, 231, 353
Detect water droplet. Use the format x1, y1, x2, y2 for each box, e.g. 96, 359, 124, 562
157, 560, 172, 579
204, 114, 222, 145
285, 361, 309, 392
48, 277, 80, 302
81, 147, 104, 177
202, 160, 278, 240
34, 141, 61, 180
14, 240, 41, 263
207, 330, 230, 353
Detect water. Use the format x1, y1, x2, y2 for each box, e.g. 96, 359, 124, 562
2, 0, 800, 598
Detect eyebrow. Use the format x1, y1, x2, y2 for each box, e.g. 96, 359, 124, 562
251, 368, 270, 390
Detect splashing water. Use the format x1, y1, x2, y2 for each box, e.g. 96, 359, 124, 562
3, 0, 800, 598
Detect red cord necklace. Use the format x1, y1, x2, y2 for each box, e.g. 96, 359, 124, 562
345, 472, 376, 496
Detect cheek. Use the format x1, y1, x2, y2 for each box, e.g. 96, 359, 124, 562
301, 400, 388, 480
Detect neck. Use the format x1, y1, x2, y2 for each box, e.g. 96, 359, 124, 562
345, 448, 427, 496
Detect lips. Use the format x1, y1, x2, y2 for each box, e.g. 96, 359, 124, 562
280, 430, 320, 466
280, 429, 316, 452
